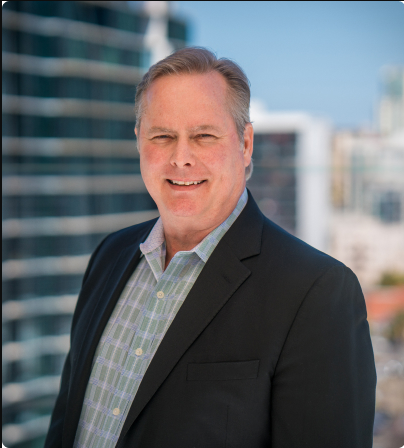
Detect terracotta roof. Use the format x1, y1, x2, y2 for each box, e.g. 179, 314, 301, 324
364, 285, 404, 322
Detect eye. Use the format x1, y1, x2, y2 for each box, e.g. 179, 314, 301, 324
197, 134, 216, 139
153, 135, 172, 140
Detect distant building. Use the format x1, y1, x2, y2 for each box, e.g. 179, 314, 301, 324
330, 129, 404, 287
249, 100, 332, 252
379, 66, 404, 135
2, 2, 187, 446
330, 67, 404, 288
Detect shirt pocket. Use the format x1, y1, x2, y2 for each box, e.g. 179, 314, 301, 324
187, 360, 260, 381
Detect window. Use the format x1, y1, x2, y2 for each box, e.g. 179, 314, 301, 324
18, 1, 60, 18
248, 133, 297, 233
3, 234, 107, 259
2, 155, 141, 176
116, 10, 136, 32
168, 19, 187, 42
2, 28, 19, 54
4, 274, 84, 301
116, 11, 149, 34
102, 45, 120, 64
378, 191, 402, 223
64, 38, 87, 59
3, 192, 156, 219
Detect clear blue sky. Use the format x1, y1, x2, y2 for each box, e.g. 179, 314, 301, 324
175, 1, 404, 129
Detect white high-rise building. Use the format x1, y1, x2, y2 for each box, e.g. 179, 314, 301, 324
249, 100, 332, 253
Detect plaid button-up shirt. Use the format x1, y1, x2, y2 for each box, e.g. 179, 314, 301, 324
73, 189, 248, 448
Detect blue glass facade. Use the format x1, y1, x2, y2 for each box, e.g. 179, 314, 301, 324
2, 2, 187, 446
248, 132, 297, 234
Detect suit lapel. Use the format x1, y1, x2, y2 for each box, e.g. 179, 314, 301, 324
118, 191, 264, 442
63, 222, 156, 448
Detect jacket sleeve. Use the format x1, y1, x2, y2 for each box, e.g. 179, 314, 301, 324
270, 264, 376, 447
44, 234, 110, 448
44, 350, 72, 448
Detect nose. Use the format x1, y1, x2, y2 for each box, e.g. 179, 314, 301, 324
170, 137, 195, 168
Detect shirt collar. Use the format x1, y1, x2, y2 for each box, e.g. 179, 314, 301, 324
140, 217, 165, 255
139, 188, 248, 264
193, 188, 248, 262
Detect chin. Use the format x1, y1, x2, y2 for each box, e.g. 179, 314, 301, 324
168, 206, 202, 218
164, 199, 204, 218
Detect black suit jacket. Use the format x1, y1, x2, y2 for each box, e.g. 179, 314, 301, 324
45, 191, 376, 447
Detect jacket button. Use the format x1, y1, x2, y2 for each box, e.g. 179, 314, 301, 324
157, 291, 165, 299
135, 348, 143, 356
113, 408, 120, 415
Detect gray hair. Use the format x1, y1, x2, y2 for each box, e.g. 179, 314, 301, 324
134, 47, 253, 180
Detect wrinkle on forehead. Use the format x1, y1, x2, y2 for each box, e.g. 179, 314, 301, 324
146, 124, 223, 137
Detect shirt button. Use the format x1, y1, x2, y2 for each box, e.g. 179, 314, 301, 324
135, 348, 143, 356
156, 291, 165, 299
113, 408, 120, 415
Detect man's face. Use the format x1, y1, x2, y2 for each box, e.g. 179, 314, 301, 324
136, 71, 253, 228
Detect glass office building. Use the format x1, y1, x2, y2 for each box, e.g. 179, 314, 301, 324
248, 132, 298, 235
2, 2, 187, 446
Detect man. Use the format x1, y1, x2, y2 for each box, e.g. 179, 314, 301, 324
45, 47, 376, 448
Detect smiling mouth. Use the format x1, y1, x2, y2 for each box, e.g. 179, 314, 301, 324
167, 180, 206, 186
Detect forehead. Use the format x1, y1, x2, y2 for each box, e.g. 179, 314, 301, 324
143, 71, 230, 116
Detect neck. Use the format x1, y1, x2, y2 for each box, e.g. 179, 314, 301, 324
162, 222, 217, 270
160, 187, 246, 270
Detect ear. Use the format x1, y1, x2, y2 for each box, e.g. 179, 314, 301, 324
134, 127, 140, 152
242, 123, 254, 167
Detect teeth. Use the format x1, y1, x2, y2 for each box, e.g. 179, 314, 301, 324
171, 180, 203, 185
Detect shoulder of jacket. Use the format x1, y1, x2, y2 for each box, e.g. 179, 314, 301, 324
260, 216, 345, 275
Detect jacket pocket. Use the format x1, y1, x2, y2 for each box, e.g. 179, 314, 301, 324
187, 360, 259, 381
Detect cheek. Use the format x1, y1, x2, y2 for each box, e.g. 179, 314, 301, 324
140, 147, 165, 172
202, 145, 244, 176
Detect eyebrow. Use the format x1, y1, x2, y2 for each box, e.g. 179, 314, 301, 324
146, 127, 175, 136
146, 125, 222, 137
188, 125, 222, 133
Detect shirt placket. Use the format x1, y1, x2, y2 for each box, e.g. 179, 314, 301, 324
112, 251, 192, 413
105, 248, 171, 434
